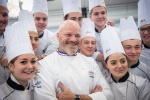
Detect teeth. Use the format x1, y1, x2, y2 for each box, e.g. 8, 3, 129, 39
24, 71, 33, 74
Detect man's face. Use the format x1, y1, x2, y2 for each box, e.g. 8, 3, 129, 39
33, 12, 48, 34
79, 37, 96, 57
139, 24, 150, 46
122, 39, 142, 62
0, 6, 8, 35
66, 12, 82, 27
90, 6, 107, 28
57, 22, 81, 56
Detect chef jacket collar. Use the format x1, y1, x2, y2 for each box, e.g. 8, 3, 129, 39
39, 32, 44, 38
7, 75, 30, 91
130, 60, 140, 68
143, 43, 150, 49
56, 48, 77, 56
95, 25, 106, 33
111, 72, 129, 83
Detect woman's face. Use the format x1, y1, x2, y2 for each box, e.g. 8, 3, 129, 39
90, 6, 107, 28
9, 54, 37, 84
106, 53, 128, 81
29, 31, 39, 52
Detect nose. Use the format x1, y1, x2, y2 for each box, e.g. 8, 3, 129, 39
0, 14, 4, 21
70, 35, 77, 42
27, 62, 34, 69
117, 62, 122, 68
39, 19, 44, 23
143, 29, 149, 35
31, 39, 36, 45
131, 48, 136, 54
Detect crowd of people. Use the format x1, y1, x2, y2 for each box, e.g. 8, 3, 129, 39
0, 0, 150, 100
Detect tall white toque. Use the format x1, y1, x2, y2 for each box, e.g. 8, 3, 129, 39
32, 0, 48, 15
62, 0, 81, 16
89, 0, 106, 13
4, 23, 34, 63
100, 26, 125, 60
119, 16, 141, 42
0, 0, 7, 8
81, 19, 95, 39
18, 10, 37, 33
138, 0, 150, 27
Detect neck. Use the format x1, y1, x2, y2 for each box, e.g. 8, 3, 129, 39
128, 59, 138, 67
143, 42, 150, 48
95, 25, 106, 33
18, 80, 28, 88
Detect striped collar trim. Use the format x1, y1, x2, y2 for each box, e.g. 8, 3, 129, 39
56, 49, 77, 56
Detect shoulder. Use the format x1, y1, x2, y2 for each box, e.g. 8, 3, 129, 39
128, 73, 150, 89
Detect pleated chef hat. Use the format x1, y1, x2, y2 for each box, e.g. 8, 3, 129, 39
0, 0, 7, 8
89, 0, 106, 13
32, 0, 48, 15
119, 16, 141, 42
62, 0, 81, 16
18, 10, 37, 32
81, 19, 95, 39
101, 26, 125, 60
138, 0, 150, 27
4, 23, 34, 63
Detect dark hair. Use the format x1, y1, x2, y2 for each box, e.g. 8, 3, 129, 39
105, 53, 127, 64
64, 14, 69, 20
9, 56, 18, 64
90, 5, 107, 15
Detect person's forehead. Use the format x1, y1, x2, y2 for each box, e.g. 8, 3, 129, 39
68, 12, 82, 17
92, 6, 106, 12
122, 39, 141, 45
0, 5, 8, 13
140, 24, 150, 28
82, 37, 96, 41
33, 12, 47, 18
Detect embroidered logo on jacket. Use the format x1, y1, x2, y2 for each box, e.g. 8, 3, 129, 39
88, 71, 94, 78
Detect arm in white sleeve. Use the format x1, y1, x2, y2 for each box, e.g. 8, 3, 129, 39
88, 61, 114, 100
45, 34, 59, 55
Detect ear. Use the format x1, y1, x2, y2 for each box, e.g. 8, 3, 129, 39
8, 63, 15, 72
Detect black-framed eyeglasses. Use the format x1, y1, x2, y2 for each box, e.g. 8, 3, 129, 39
138, 26, 150, 34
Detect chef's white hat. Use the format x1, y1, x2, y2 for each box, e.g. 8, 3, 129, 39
119, 16, 141, 42
138, 0, 150, 27
22, 0, 33, 11
0, 0, 7, 8
32, 0, 48, 15
18, 10, 37, 32
101, 26, 125, 60
89, 0, 106, 13
4, 23, 34, 63
81, 19, 95, 39
62, 0, 81, 16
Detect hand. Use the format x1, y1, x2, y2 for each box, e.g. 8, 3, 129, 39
37, 55, 45, 61
0, 53, 8, 67
107, 20, 115, 26
90, 85, 103, 93
56, 82, 75, 100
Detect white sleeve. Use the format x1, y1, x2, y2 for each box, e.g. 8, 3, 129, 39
88, 61, 114, 100
45, 34, 59, 55
33, 60, 58, 100
92, 52, 100, 60
139, 79, 150, 100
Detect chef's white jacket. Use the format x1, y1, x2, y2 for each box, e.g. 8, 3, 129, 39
129, 60, 150, 80
0, 74, 33, 100
107, 72, 150, 100
36, 29, 54, 55
33, 51, 114, 100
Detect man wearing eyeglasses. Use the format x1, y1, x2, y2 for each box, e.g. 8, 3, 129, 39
138, 0, 150, 67
32, 0, 53, 59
